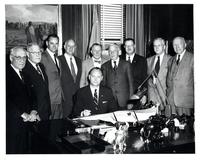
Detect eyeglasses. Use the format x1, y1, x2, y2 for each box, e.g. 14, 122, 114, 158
11, 55, 27, 61
28, 51, 42, 55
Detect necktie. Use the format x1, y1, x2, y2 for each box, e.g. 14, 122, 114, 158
155, 56, 160, 74
93, 89, 99, 110
94, 60, 101, 64
19, 71, 24, 83
70, 57, 76, 82
128, 56, 131, 63
176, 54, 180, 65
113, 61, 117, 70
54, 54, 60, 74
36, 64, 45, 81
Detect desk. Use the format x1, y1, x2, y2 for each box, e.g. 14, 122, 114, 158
29, 119, 195, 154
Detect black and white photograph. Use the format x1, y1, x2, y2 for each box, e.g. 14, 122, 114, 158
1, 0, 200, 159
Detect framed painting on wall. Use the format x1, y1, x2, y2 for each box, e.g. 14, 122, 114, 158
5, 4, 60, 54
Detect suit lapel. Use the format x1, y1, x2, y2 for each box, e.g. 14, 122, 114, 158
98, 86, 104, 109
87, 86, 95, 105
74, 57, 81, 80
132, 54, 138, 64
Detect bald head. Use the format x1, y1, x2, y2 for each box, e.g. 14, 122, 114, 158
173, 37, 186, 54
153, 38, 166, 55
64, 39, 76, 56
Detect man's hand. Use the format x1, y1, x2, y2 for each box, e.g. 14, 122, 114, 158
140, 95, 147, 105
80, 110, 91, 117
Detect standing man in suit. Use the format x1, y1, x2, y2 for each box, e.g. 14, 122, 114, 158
73, 67, 118, 117
147, 38, 171, 116
166, 37, 194, 116
80, 43, 107, 88
23, 43, 51, 120
6, 47, 38, 153
121, 38, 147, 93
58, 39, 82, 118
41, 34, 63, 119
102, 44, 133, 109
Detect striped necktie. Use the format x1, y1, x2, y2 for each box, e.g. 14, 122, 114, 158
93, 89, 99, 110
70, 57, 76, 82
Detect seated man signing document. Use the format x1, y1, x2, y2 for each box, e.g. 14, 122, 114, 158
72, 67, 118, 117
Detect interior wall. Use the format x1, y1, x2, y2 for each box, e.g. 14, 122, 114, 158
144, 4, 193, 57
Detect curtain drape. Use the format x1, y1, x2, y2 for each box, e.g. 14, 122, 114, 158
126, 5, 145, 57
62, 5, 94, 60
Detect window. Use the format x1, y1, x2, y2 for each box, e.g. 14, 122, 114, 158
100, 4, 125, 49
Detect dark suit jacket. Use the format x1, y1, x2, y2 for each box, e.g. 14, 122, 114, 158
120, 53, 147, 93
58, 55, 82, 117
6, 64, 34, 153
41, 50, 62, 104
23, 61, 51, 120
73, 85, 118, 117
101, 59, 133, 108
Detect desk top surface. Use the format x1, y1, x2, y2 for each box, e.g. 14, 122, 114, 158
30, 118, 195, 154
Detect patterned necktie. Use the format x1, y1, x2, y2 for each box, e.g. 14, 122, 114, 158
94, 60, 101, 64
70, 57, 76, 82
19, 71, 24, 83
176, 54, 180, 65
36, 64, 45, 81
155, 56, 160, 74
93, 89, 99, 110
54, 54, 60, 74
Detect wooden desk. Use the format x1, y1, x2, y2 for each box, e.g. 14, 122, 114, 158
29, 119, 195, 154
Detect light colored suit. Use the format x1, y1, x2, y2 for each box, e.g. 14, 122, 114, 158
147, 54, 171, 115
80, 57, 107, 88
166, 51, 194, 115
41, 50, 63, 119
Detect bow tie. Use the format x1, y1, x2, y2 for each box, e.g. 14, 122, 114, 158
94, 60, 101, 64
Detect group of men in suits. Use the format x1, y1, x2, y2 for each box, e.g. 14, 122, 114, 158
146, 37, 194, 117
6, 34, 194, 153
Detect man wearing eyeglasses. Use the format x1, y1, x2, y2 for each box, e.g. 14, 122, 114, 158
6, 47, 38, 153
23, 43, 51, 120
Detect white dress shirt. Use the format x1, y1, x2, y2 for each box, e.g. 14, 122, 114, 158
64, 53, 78, 75
177, 49, 186, 62
92, 57, 102, 68
111, 57, 120, 68
153, 52, 165, 68
126, 53, 135, 63
46, 48, 59, 66
10, 64, 23, 80
90, 85, 100, 99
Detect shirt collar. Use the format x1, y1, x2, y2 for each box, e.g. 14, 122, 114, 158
111, 57, 120, 65
92, 57, 102, 62
28, 59, 37, 69
177, 49, 186, 60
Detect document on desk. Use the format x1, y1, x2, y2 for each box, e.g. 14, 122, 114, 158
74, 105, 158, 124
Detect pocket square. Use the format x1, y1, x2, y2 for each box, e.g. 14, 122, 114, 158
102, 101, 108, 104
